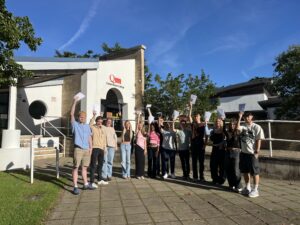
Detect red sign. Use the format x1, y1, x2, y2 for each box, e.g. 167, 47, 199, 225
109, 74, 122, 84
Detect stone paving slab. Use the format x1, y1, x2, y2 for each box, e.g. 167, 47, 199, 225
44, 158, 300, 225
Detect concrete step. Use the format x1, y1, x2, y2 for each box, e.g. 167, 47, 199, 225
35, 152, 63, 159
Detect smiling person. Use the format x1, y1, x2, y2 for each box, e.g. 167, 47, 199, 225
120, 120, 134, 179
70, 97, 93, 195
237, 111, 265, 198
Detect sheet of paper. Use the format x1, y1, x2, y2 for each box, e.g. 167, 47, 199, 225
217, 108, 226, 118
92, 104, 100, 114
173, 110, 180, 120
74, 92, 85, 101
146, 104, 152, 108
190, 94, 197, 105
204, 111, 212, 122
239, 103, 246, 112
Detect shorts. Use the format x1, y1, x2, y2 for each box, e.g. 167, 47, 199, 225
73, 147, 91, 168
239, 152, 260, 175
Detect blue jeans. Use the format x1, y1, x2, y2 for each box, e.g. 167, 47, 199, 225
121, 143, 131, 177
104, 147, 115, 178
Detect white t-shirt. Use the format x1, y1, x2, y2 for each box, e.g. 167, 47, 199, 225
238, 123, 265, 154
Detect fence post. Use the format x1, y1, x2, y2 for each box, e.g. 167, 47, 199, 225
268, 120, 273, 157
30, 137, 35, 184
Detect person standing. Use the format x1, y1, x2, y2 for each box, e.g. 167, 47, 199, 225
103, 118, 118, 181
147, 122, 160, 178
237, 111, 265, 198
159, 118, 177, 179
224, 118, 243, 192
189, 102, 208, 182
89, 112, 108, 186
70, 97, 94, 195
206, 118, 226, 185
135, 113, 147, 179
175, 118, 192, 180
120, 120, 133, 179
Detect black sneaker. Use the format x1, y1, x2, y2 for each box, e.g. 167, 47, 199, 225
73, 187, 80, 195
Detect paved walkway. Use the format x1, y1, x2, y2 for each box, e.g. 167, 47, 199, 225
42, 158, 300, 225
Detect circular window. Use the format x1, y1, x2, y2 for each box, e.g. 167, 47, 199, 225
28, 100, 47, 119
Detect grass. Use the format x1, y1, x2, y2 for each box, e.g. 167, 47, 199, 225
0, 170, 67, 225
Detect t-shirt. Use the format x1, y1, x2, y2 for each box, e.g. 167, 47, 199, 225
176, 129, 191, 150
161, 129, 176, 150
72, 121, 92, 150
238, 123, 265, 154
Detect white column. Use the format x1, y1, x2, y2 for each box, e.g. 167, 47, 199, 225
8, 85, 17, 129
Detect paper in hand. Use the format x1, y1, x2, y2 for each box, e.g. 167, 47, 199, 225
93, 104, 100, 114
217, 108, 226, 118
173, 110, 180, 120
146, 104, 152, 108
148, 115, 154, 124
239, 103, 246, 112
190, 94, 197, 105
204, 111, 212, 122
74, 92, 85, 101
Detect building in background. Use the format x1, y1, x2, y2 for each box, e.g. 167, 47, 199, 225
0, 45, 146, 137
214, 78, 279, 119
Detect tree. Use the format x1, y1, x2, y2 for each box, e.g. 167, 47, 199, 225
144, 70, 218, 119
0, 0, 42, 87
54, 42, 125, 58
272, 45, 300, 119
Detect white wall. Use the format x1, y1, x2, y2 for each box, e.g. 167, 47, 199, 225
16, 85, 62, 135
82, 59, 136, 122
219, 93, 268, 112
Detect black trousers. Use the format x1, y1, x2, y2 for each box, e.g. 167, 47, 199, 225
90, 148, 104, 183
191, 140, 205, 180
225, 150, 242, 188
135, 145, 145, 177
210, 147, 226, 184
147, 146, 159, 178
179, 150, 190, 178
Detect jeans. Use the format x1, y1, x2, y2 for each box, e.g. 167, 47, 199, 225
162, 148, 176, 175
179, 150, 190, 178
90, 148, 105, 183
147, 146, 159, 178
225, 150, 242, 188
104, 147, 115, 178
121, 143, 131, 177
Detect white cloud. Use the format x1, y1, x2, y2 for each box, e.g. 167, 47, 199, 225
58, 0, 101, 51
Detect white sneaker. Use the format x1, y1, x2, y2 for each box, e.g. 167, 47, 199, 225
241, 187, 251, 196
90, 183, 98, 189
249, 190, 259, 198
163, 173, 168, 179
98, 180, 109, 185
170, 173, 176, 179
141, 176, 145, 179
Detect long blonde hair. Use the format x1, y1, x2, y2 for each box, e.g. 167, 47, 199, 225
122, 120, 133, 142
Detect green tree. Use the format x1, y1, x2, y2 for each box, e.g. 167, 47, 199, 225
272, 45, 300, 119
0, 0, 42, 87
55, 42, 125, 58
144, 70, 218, 119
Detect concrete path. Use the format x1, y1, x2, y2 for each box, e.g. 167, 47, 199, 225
43, 158, 300, 225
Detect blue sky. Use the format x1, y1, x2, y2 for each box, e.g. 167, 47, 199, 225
7, 0, 300, 86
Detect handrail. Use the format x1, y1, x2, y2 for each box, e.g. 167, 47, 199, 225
41, 116, 66, 157
16, 117, 35, 135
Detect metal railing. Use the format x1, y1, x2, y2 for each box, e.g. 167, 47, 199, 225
40, 116, 66, 157
16, 117, 35, 136
254, 120, 300, 157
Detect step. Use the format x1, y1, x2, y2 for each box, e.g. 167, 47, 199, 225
35, 152, 64, 159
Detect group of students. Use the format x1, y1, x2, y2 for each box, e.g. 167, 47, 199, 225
71, 96, 265, 198
70, 97, 118, 195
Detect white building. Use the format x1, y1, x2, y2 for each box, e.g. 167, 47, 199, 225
0, 45, 146, 138
215, 78, 277, 119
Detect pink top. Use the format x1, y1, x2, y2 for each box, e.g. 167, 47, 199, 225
136, 131, 147, 150
149, 131, 160, 146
